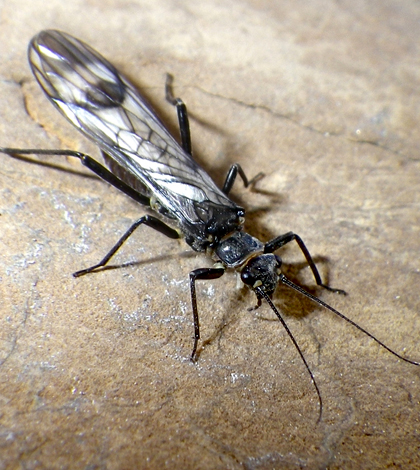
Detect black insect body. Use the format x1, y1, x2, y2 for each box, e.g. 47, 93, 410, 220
2, 30, 418, 420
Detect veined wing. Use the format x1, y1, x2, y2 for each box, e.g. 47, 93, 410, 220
27, 30, 241, 231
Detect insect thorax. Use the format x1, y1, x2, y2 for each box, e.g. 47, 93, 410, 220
214, 231, 264, 268
183, 202, 245, 252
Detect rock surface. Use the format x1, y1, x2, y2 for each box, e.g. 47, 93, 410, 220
0, 1, 419, 469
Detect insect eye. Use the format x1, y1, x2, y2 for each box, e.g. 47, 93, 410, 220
240, 265, 254, 286
240, 271, 250, 284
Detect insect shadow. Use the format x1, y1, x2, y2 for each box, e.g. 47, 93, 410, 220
5, 150, 99, 180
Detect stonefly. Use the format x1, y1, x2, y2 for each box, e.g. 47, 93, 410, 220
2, 30, 418, 421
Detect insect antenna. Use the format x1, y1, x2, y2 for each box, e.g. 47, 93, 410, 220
255, 286, 323, 423
279, 274, 420, 367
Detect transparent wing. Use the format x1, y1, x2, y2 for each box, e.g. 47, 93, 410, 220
28, 30, 240, 230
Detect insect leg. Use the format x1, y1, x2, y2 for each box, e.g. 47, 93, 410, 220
189, 267, 225, 361
264, 231, 346, 294
165, 74, 192, 155
164, 76, 263, 193
222, 164, 263, 195
73, 215, 180, 277
0, 148, 150, 206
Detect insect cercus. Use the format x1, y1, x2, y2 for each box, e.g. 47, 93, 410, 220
1, 30, 418, 420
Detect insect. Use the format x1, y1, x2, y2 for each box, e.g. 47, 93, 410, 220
1, 30, 418, 420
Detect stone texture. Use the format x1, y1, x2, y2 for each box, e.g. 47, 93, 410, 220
0, 1, 419, 469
